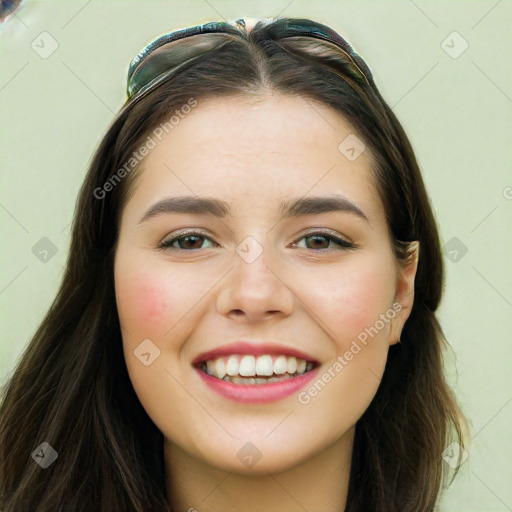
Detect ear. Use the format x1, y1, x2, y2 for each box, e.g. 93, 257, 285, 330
388, 241, 420, 346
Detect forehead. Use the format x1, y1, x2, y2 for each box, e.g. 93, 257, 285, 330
159, 94, 361, 159
123, 93, 383, 222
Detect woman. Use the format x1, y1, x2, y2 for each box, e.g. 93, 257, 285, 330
0, 16, 469, 511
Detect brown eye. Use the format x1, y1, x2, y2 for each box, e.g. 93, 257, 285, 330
305, 235, 330, 249
294, 231, 354, 251
159, 232, 216, 252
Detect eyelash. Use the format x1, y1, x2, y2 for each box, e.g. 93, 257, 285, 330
158, 230, 355, 253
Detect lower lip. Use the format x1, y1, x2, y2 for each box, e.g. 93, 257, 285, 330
194, 367, 319, 404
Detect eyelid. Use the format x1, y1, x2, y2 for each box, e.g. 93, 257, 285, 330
293, 227, 354, 244
163, 228, 211, 238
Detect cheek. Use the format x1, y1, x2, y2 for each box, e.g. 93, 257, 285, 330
137, 279, 171, 327
295, 259, 397, 430
115, 265, 175, 341
307, 256, 396, 345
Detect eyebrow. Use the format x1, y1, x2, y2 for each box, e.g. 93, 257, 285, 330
137, 194, 369, 224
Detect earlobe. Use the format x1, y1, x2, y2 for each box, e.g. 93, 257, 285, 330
388, 241, 420, 345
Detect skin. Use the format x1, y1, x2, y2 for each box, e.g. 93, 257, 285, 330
114, 93, 418, 512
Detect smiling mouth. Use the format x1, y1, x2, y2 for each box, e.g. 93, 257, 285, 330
197, 354, 316, 384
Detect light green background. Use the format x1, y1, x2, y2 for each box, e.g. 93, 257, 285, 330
1, 1, 511, 510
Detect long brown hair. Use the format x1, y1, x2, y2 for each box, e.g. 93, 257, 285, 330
0, 17, 469, 511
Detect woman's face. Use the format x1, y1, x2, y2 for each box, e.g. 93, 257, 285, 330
114, 94, 417, 474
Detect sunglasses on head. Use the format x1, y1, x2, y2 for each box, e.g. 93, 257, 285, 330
126, 17, 373, 102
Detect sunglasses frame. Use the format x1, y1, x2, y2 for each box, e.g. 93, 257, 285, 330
126, 17, 373, 101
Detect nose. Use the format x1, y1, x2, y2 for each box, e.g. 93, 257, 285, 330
216, 242, 295, 323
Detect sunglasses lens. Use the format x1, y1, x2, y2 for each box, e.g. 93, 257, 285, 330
127, 21, 243, 99
128, 40, 218, 98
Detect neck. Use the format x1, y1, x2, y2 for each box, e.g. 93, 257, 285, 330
164, 428, 354, 512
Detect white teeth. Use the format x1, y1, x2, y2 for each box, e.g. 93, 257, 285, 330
239, 355, 256, 376
214, 358, 227, 379
226, 356, 239, 376
296, 358, 306, 374
201, 353, 314, 381
286, 356, 297, 374
273, 355, 287, 375
206, 360, 215, 376
221, 372, 299, 384
255, 355, 273, 376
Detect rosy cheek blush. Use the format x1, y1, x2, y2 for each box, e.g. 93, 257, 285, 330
140, 286, 169, 328
118, 271, 172, 336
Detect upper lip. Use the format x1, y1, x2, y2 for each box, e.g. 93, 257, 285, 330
192, 341, 319, 365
